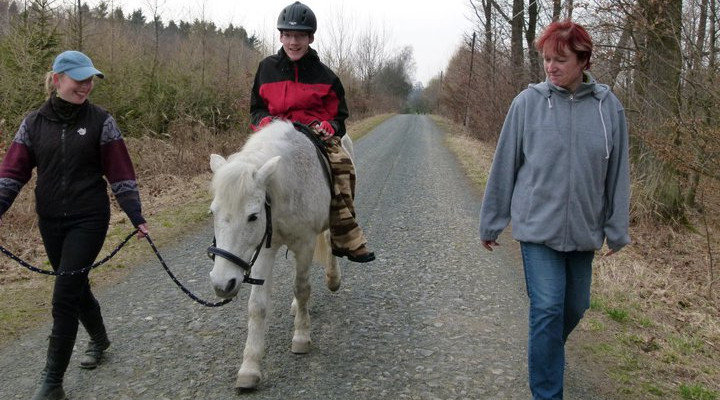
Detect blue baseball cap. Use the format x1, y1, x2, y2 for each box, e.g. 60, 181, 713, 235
52, 50, 105, 80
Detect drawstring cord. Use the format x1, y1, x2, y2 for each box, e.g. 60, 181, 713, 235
598, 97, 610, 159
547, 91, 610, 160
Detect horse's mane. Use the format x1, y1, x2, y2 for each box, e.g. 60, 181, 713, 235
211, 121, 296, 212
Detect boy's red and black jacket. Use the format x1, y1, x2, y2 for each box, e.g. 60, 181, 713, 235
250, 47, 349, 136
0, 96, 145, 227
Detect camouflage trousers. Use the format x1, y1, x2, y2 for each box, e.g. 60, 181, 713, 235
324, 137, 369, 253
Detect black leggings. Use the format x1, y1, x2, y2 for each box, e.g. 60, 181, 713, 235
39, 213, 109, 340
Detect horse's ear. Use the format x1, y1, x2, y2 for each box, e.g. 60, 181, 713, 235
255, 156, 281, 185
210, 154, 227, 172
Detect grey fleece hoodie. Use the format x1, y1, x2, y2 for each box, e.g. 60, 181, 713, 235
479, 73, 630, 252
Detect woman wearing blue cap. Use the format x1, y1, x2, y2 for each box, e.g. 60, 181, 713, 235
0, 50, 149, 400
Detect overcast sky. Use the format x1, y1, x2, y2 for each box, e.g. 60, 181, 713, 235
113, 0, 475, 85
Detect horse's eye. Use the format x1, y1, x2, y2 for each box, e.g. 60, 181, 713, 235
248, 213, 258, 222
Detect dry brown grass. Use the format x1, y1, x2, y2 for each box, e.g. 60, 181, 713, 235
436, 114, 720, 399
0, 115, 392, 349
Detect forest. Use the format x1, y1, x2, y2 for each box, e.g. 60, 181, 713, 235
0, 0, 719, 398
0, 0, 416, 141
432, 0, 719, 226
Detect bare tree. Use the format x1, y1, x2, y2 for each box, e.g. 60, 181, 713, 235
634, 0, 685, 219
526, 0, 540, 82
354, 20, 388, 95
472, 0, 494, 57
566, 0, 574, 20
552, 0, 561, 21
510, 0, 524, 89
66, 0, 84, 49
144, 0, 165, 89
320, 3, 356, 80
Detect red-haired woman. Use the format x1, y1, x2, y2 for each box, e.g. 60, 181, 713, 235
479, 20, 630, 399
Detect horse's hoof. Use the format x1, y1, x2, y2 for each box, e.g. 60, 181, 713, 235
325, 274, 341, 292
291, 338, 311, 354
235, 369, 262, 389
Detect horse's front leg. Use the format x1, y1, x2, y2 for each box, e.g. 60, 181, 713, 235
290, 242, 314, 354
236, 250, 276, 390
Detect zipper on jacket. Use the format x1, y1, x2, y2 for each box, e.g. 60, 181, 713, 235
61, 126, 68, 216
564, 98, 574, 247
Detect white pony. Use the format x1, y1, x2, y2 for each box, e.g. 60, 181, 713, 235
208, 120, 351, 389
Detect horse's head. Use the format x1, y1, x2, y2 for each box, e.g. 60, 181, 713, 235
208, 153, 280, 298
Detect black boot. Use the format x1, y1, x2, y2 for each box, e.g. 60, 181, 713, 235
31, 336, 74, 400
79, 336, 110, 369
79, 309, 110, 369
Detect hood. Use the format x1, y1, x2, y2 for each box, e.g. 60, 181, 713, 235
530, 71, 612, 159
529, 71, 611, 101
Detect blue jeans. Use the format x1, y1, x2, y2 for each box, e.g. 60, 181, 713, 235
520, 242, 594, 400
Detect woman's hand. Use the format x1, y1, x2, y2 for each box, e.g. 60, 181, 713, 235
482, 240, 499, 251
136, 223, 149, 239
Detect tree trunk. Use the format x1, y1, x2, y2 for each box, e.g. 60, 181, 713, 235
636, 0, 685, 220
552, 0, 561, 21
511, 0, 524, 90
608, 22, 631, 86
526, 0, 540, 82
75, 0, 82, 50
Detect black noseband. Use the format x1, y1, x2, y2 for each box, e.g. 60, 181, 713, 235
207, 196, 272, 286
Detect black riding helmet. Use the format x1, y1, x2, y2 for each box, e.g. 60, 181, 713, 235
277, 1, 317, 33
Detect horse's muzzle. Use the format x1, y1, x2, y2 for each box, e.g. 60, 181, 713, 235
211, 277, 238, 299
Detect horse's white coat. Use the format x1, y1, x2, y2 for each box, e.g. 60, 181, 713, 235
208, 120, 348, 389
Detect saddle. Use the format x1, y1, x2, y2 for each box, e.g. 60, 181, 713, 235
293, 122, 334, 192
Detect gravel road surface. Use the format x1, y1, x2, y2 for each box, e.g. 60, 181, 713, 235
0, 115, 614, 399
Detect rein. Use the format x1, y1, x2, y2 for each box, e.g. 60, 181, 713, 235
205, 196, 271, 286
0, 229, 232, 307
293, 121, 334, 192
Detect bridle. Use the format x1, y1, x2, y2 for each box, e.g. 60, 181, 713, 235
206, 196, 272, 286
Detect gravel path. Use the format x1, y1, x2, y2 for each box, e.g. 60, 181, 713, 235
0, 115, 614, 399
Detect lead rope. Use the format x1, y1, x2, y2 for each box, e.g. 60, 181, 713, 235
0, 229, 138, 276
0, 230, 232, 307
144, 233, 232, 307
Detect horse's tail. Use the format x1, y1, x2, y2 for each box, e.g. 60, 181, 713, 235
314, 230, 341, 292
313, 230, 333, 266
341, 134, 354, 160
